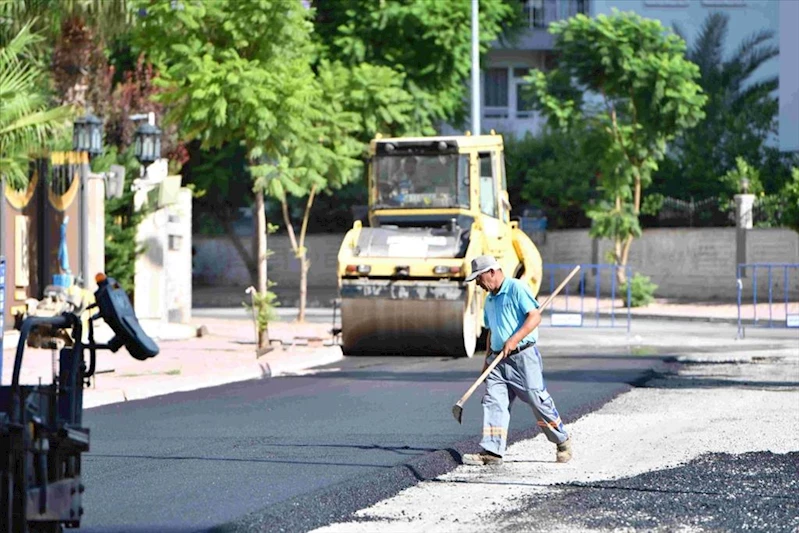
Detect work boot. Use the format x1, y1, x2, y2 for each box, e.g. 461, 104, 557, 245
556, 437, 572, 463
462, 451, 503, 466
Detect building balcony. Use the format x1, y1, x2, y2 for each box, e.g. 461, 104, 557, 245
482, 109, 548, 139
500, 0, 591, 51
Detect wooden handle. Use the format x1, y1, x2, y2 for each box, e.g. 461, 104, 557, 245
455, 265, 582, 407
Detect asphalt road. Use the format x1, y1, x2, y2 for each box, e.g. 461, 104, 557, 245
78, 339, 668, 532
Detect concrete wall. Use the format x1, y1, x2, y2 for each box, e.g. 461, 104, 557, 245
193, 228, 799, 302
134, 185, 193, 323
86, 174, 105, 293
194, 233, 340, 297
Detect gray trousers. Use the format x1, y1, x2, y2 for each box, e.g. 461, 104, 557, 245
480, 345, 568, 457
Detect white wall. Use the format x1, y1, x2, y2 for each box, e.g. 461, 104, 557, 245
134, 185, 193, 323
779, 0, 799, 153
593, 0, 779, 81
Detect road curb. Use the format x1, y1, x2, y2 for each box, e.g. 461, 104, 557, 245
256, 345, 344, 378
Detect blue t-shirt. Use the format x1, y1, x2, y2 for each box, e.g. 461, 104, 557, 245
483, 278, 540, 352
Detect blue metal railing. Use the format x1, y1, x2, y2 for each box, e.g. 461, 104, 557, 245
736, 263, 799, 337
541, 263, 632, 332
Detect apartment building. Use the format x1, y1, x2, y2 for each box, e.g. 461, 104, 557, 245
779, 0, 798, 153
480, 0, 795, 153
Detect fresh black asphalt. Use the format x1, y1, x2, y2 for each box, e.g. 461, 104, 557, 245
510, 451, 799, 533
79, 347, 668, 533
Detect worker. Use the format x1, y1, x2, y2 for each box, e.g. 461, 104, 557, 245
461, 254, 572, 466
389, 156, 418, 201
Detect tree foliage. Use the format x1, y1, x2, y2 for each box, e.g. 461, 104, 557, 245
312, 0, 520, 133
0, 0, 134, 48
505, 125, 610, 229
131, 0, 375, 325
528, 11, 707, 281
0, 20, 72, 189
91, 146, 148, 296
655, 12, 781, 201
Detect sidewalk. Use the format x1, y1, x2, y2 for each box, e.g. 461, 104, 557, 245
1, 314, 344, 408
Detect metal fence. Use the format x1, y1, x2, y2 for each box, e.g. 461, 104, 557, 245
652, 195, 791, 228
540, 263, 632, 332
736, 263, 799, 338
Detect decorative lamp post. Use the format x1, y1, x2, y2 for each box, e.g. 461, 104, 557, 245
134, 121, 162, 166
72, 112, 104, 157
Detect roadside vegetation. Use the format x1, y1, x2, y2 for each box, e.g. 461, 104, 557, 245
5, 1, 795, 317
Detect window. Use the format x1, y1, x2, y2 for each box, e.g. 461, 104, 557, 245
516, 82, 537, 118
484, 69, 508, 108
512, 68, 536, 118
498, 152, 510, 223
478, 153, 498, 218
373, 154, 469, 209
565, 0, 589, 16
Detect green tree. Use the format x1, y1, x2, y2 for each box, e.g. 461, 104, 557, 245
312, 0, 520, 134
528, 11, 707, 282
0, 21, 72, 189
0, 0, 133, 47
782, 168, 799, 234
655, 12, 779, 202
91, 146, 148, 295
505, 124, 610, 229
132, 0, 367, 337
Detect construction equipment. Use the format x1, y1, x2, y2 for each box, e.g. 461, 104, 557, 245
337, 133, 543, 358
1, 274, 158, 532
452, 265, 581, 424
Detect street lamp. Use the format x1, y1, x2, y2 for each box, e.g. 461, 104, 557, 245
134, 121, 162, 166
72, 112, 104, 157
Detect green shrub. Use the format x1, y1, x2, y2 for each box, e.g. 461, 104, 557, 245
91, 147, 150, 298
621, 273, 658, 308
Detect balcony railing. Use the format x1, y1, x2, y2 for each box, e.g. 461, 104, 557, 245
521, 0, 589, 28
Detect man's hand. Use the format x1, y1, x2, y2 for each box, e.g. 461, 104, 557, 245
501, 338, 519, 357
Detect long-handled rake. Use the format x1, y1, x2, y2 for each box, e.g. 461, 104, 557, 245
452, 265, 581, 424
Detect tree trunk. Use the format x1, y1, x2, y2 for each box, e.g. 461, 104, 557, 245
617, 169, 642, 286
280, 185, 317, 323
298, 185, 316, 323
255, 189, 270, 349
614, 194, 627, 285
215, 210, 257, 284
299, 255, 308, 322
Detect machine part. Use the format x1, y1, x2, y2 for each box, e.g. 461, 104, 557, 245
0, 273, 158, 532
452, 266, 581, 424
340, 280, 478, 357
337, 134, 543, 358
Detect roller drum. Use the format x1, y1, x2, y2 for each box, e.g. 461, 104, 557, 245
341, 298, 477, 357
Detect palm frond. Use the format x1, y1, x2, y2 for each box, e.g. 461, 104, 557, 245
735, 44, 779, 83
687, 12, 727, 75
731, 28, 776, 61
729, 76, 778, 112
0, 22, 74, 186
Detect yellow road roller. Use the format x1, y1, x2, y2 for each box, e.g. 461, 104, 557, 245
337, 133, 543, 357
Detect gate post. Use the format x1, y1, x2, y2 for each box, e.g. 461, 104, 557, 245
736, 272, 744, 340
0, 257, 5, 380
734, 192, 755, 277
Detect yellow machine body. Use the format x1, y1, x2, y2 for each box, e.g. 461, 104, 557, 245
337, 134, 542, 357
